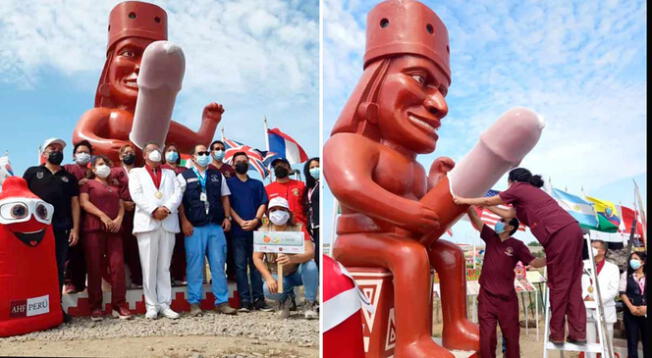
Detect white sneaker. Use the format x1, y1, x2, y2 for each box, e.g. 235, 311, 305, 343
160, 306, 180, 320
145, 309, 158, 320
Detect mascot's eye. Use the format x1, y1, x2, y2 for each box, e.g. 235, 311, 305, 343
36, 204, 48, 220
411, 74, 426, 86
10, 204, 28, 219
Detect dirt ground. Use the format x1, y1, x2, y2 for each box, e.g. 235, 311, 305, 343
0, 335, 317, 357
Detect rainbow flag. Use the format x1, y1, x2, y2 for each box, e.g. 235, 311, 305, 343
585, 195, 620, 233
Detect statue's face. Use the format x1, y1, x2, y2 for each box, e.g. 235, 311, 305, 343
107, 37, 153, 104
376, 55, 449, 154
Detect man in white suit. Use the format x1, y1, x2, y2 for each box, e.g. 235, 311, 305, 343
581, 240, 620, 357
129, 142, 183, 319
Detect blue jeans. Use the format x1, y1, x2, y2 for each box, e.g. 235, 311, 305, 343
185, 224, 229, 305
263, 260, 318, 302
233, 233, 263, 303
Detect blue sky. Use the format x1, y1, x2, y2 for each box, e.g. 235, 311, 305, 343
323, 0, 647, 246
0, 0, 318, 180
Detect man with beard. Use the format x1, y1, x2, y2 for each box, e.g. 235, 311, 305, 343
23, 138, 80, 323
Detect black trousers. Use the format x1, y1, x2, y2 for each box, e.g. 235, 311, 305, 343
312, 227, 320, 271
53, 229, 70, 303
623, 309, 649, 358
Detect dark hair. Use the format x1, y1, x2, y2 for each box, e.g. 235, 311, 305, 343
210, 140, 225, 151
73, 140, 93, 154
89, 155, 111, 179
508, 168, 544, 188
592, 240, 607, 253
164, 144, 181, 165
627, 251, 646, 277
505, 217, 520, 236
232, 151, 248, 161
303, 157, 319, 190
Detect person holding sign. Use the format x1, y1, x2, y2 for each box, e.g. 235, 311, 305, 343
467, 206, 545, 358
178, 144, 237, 316
253, 197, 318, 319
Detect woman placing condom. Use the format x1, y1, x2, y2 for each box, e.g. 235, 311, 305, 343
453, 167, 586, 345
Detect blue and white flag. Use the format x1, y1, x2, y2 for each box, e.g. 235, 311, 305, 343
551, 188, 599, 229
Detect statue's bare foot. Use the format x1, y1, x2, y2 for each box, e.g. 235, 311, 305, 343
442, 319, 480, 351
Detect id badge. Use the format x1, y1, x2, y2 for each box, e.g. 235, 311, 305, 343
200, 192, 207, 202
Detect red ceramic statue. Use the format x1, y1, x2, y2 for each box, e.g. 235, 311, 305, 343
73, 1, 223, 164
324, 1, 478, 356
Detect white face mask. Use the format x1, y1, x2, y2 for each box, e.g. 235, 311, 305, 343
269, 210, 290, 226
591, 248, 599, 257
95, 164, 111, 179
75, 153, 91, 165
148, 150, 162, 162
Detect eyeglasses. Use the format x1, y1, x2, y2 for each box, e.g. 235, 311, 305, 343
197, 151, 210, 156
0, 198, 54, 225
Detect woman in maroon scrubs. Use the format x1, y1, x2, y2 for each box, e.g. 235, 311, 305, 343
80, 155, 131, 321
454, 167, 586, 344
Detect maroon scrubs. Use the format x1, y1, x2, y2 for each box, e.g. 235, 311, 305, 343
111, 166, 142, 286
162, 165, 188, 282
63, 163, 89, 291
478, 225, 535, 358
80, 179, 126, 311
499, 182, 586, 341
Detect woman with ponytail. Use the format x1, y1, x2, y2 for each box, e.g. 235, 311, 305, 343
454, 167, 587, 345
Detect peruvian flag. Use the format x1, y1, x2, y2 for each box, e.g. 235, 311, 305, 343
618, 205, 644, 237
267, 128, 309, 164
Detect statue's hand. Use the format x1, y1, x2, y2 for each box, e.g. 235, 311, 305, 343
427, 156, 455, 190
202, 102, 224, 123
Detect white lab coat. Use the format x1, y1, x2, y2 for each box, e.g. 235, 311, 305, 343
581, 259, 620, 323
128, 167, 182, 234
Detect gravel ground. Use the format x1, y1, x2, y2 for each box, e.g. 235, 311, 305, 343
0, 309, 318, 357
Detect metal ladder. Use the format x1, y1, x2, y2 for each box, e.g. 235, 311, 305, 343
542, 233, 614, 358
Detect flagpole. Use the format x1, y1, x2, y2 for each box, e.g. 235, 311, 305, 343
221, 127, 225, 141
263, 116, 272, 184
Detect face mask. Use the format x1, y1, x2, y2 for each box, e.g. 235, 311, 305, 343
309, 167, 320, 180
196, 154, 211, 167
122, 153, 136, 165
95, 164, 111, 179
592, 248, 599, 258
75, 153, 91, 165
630, 259, 642, 270
235, 162, 249, 174
47, 151, 64, 165
269, 210, 290, 226
212, 150, 225, 161
274, 166, 289, 179
494, 221, 505, 234
148, 150, 161, 163
165, 151, 179, 163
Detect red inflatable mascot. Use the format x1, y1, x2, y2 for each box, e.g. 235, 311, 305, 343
0, 177, 62, 336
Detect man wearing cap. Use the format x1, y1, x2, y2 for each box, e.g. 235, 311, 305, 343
226, 152, 270, 312
178, 144, 237, 316
265, 158, 307, 227
23, 138, 80, 322
129, 142, 183, 319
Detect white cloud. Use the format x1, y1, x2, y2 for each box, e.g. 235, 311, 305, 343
0, 0, 318, 105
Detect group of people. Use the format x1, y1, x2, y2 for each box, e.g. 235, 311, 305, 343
23, 137, 320, 323
455, 167, 647, 358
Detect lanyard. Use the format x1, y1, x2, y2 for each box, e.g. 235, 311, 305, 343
192, 167, 207, 192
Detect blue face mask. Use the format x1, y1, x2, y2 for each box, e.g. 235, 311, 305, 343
196, 154, 211, 167
309, 167, 320, 180
630, 259, 642, 270
165, 151, 179, 163
212, 150, 225, 161
494, 221, 506, 234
